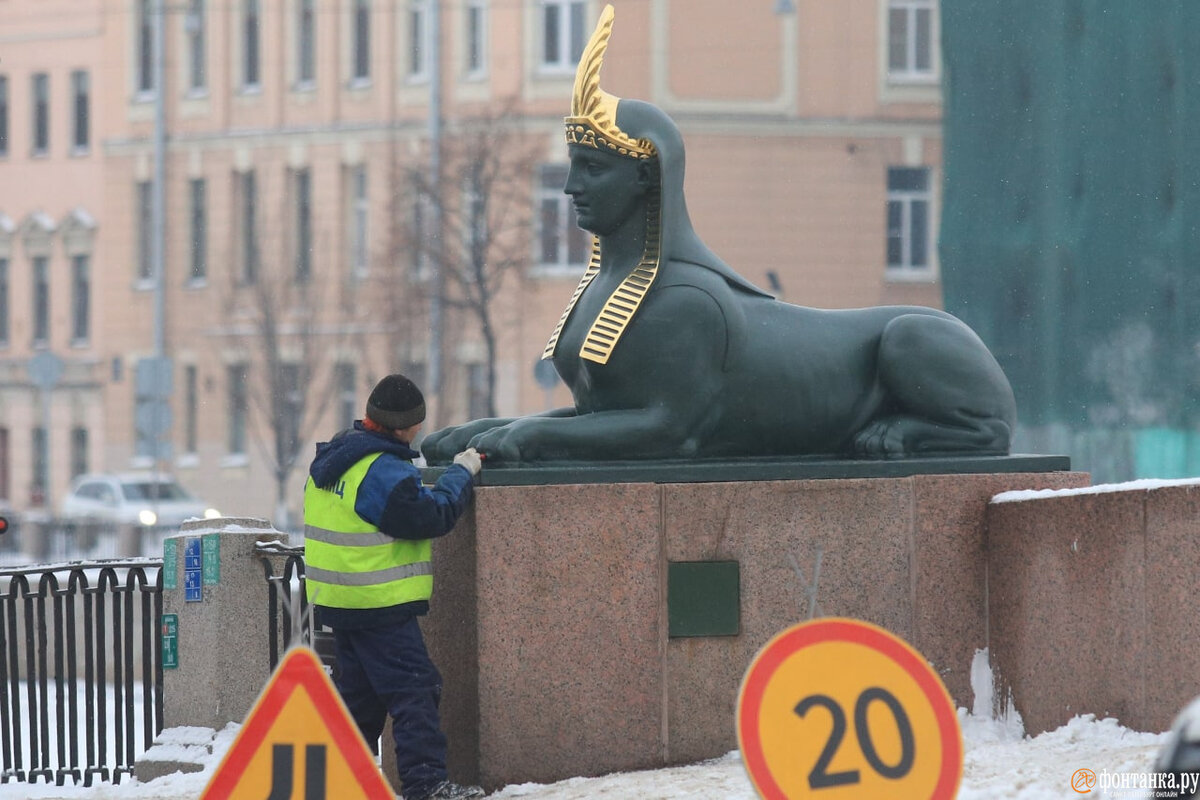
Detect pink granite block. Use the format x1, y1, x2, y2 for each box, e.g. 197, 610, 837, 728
661, 478, 915, 764
911, 471, 1090, 707
988, 491, 1146, 734
1144, 484, 1200, 732
472, 484, 665, 788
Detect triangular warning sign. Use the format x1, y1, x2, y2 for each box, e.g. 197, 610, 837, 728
201, 646, 393, 799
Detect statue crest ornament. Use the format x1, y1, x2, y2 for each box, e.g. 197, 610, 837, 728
423, 4, 1018, 465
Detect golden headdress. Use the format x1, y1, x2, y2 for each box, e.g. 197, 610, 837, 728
564, 4, 656, 160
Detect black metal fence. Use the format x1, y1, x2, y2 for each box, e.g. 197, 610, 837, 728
0, 559, 164, 787
258, 543, 333, 676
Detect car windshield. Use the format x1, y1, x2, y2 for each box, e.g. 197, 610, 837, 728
120, 481, 194, 502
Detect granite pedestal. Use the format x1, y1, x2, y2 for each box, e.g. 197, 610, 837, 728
418, 456, 1086, 790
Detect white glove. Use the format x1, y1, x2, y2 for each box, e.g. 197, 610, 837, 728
452, 447, 483, 476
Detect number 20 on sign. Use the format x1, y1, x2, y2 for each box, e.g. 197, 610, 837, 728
737, 618, 963, 799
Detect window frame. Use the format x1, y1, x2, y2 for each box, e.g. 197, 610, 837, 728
32, 256, 50, 347
407, 0, 431, 82
296, 0, 317, 88
885, 165, 935, 280
538, 0, 588, 74
71, 70, 90, 154
886, 0, 937, 84
534, 163, 589, 275
31, 73, 50, 156
242, 0, 262, 91
351, 0, 372, 85
348, 165, 370, 279
0, 76, 9, 158
294, 167, 313, 282
464, 0, 488, 79
238, 170, 259, 284
0, 258, 9, 347
136, 180, 154, 285
189, 177, 208, 284
227, 362, 248, 456
71, 253, 90, 344
187, 0, 208, 94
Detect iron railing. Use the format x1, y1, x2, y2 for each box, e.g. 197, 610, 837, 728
257, 542, 333, 675
0, 559, 164, 787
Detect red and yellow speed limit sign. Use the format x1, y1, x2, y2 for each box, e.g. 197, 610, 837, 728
737, 618, 962, 799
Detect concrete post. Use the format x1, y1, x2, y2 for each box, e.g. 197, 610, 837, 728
160, 517, 287, 730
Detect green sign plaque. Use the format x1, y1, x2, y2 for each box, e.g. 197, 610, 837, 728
202, 534, 220, 585
162, 613, 179, 669
163, 539, 177, 590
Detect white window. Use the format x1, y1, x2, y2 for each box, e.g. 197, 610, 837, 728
887, 0, 936, 82
537, 164, 588, 273
187, 0, 207, 92
348, 166, 369, 278
297, 0, 316, 86
464, 0, 487, 78
352, 0, 372, 83
540, 0, 587, 72
886, 167, 932, 276
408, 0, 430, 81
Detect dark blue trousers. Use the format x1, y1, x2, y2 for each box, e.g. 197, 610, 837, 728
331, 617, 448, 799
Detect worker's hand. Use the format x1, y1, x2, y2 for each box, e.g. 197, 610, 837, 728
452, 447, 483, 476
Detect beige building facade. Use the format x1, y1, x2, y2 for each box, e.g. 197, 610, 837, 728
0, 0, 943, 529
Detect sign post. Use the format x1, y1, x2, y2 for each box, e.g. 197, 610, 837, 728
737, 618, 963, 800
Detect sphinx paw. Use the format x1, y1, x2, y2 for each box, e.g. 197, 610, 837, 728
851, 419, 908, 458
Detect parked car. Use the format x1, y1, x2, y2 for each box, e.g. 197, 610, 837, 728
60, 474, 221, 528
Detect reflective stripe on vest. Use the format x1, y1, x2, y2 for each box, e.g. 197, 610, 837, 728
303, 452, 433, 610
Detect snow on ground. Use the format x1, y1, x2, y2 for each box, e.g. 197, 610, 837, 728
2, 649, 1186, 800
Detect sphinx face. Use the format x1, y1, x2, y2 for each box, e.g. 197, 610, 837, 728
563, 143, 650, 236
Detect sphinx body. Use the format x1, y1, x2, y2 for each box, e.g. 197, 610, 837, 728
421, 6, 1016, 465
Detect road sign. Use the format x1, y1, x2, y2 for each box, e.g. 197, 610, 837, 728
737, 618, 962, 800
200, 647, 393, 800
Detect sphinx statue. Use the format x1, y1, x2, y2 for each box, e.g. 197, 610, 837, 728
423, 4, 1016, 465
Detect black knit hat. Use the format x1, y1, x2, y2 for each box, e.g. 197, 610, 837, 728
366, 374, 426, 430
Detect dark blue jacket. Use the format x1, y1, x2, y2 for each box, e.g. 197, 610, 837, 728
306, 421, 474, 628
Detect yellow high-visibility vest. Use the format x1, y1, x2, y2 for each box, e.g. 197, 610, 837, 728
303, 452, 433, 609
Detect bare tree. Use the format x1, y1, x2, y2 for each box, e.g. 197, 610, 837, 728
392, 107, 545, 422
215, 173, 362, 531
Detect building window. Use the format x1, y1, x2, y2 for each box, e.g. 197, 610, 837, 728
184, 364, 198, 454
408, 0, 429, 80
295, 168, 312, 282
537, 164, 588, 271
227, 363, 248, 455
137, 180, 153, 282
239, 170, 259, 284
190, 178, 207, 282
0, 258, 8, 346
297, 0, 316, 86
32, 73, 49, 155
32, 427, 47, 505
187, 0, 207, 92
137, 0, 154, 94
0, 428, 9, 501
0, 76, 8, 157
540, 0, 586, 71
71, 71, 90, 153
467, 363, 488, 420
352, 0, 371, 82
887, 0, 935, 81
410, 193, 429, 280
72, 254, 90, 343
32, 256, 49, 346
335, 362, 356, 429
348, 166, 369, 278
886, 166, 932, 275
280, 363, 302, 460
243, 0, 261, 89
465, 0, 487, 77
70, 427, 88, 479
